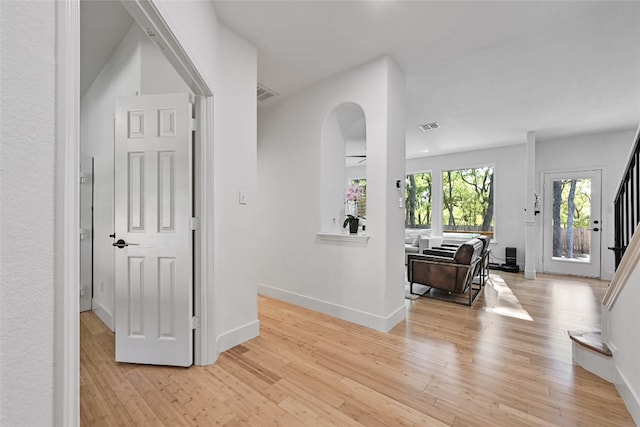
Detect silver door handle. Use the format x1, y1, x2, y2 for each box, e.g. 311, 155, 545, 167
112, 239, 139, 248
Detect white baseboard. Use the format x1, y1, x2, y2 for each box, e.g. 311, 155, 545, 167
258, 283, 406, 333
615, 366, 640, 426
216, 320, 260, 355
92, 299, 113, 332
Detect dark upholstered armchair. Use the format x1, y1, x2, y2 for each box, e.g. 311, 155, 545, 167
427, 235, 491, 286
407, 238, 485, 306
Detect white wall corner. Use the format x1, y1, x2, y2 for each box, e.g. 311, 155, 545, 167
215, 320, 260, 355
615, 366, 640, 426
383, 304, 406, 332
91, 299, 114, 332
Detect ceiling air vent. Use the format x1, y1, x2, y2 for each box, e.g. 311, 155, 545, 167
257, 84, 278, 102
419, 122, 440, 132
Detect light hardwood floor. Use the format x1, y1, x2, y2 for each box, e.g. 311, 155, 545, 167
81, 272, 634, 426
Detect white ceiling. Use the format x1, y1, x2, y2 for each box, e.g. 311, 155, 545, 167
213, 0, 640, 158
79, 1, 640, 158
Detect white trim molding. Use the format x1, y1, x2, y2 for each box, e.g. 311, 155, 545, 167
56, 0, 80, 425
615, 366, 640, 426
258, 282, 406, 333
216, 320, 261, 355
316, 232, 370, 244
194, 95, 217, 365
602, 226, 640, 309
120, 0, 212, 96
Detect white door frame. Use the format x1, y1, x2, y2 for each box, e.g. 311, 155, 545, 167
56, 0, 215, 424
541, 169, 602, 277
56, 1, 80, 424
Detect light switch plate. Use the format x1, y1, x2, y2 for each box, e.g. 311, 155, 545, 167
239, 191, 247, 205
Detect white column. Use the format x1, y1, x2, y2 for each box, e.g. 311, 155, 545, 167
431, 168, 443, 236
382, 57, 407, 324
524, 131, 537, 279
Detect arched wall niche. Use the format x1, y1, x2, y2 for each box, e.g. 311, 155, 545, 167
320, 102, 367, 233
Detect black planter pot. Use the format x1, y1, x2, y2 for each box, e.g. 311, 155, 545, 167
349, 218, 359, 234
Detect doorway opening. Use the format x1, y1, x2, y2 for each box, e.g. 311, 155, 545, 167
60, 0, 216, 424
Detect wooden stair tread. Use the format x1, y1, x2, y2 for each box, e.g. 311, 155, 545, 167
568, 330, 612, 356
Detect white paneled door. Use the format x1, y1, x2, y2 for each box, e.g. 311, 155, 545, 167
114, 93, 193, 366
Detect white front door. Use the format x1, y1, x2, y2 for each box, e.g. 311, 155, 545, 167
114, 93, 194, 366
543, 170, 602, 278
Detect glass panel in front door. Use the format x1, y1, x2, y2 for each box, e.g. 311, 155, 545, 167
551, 178, 592, 263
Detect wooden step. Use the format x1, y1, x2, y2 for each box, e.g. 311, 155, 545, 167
568, 330, 612, 356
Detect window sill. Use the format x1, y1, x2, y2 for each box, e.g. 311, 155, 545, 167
316, 232, 370, 244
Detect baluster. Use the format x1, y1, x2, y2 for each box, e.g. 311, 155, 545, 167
632, 156, 636, 238
635, 150, 640, 233
612, 132, 640, 270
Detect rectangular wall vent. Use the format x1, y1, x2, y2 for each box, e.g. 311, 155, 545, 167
419, 122, 440, 132
257, 84, 278, 102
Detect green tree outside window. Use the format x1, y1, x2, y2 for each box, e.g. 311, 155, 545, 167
405, 172, 432, 228
442, 167, 494, 234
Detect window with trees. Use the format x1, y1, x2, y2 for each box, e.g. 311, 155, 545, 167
442, 166, 494, 235
552, 178, 591, 259
351, 178, 367, 218
405, 172, 432, 228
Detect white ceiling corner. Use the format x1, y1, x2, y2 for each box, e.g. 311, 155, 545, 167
80, 0, 134, 97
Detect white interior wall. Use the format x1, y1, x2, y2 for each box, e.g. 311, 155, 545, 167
536, 128, 635, 279
210, 24, 259, 349
406, 144, 528, 267
0, 2, 56, 425
608, 264, 640, 424
257, 57, 406, 332
151, 1, 260, 354
140, 31, 192, 95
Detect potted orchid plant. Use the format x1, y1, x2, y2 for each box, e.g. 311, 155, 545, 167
343, 183, 363, 234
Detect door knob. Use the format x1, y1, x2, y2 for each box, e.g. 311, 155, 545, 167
112, 239, 128, 248
112, 239, 139, 248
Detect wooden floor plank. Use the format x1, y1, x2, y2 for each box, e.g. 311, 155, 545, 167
81, 272, 634, 426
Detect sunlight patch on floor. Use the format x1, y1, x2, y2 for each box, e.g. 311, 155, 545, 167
482, 275, 534, 321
